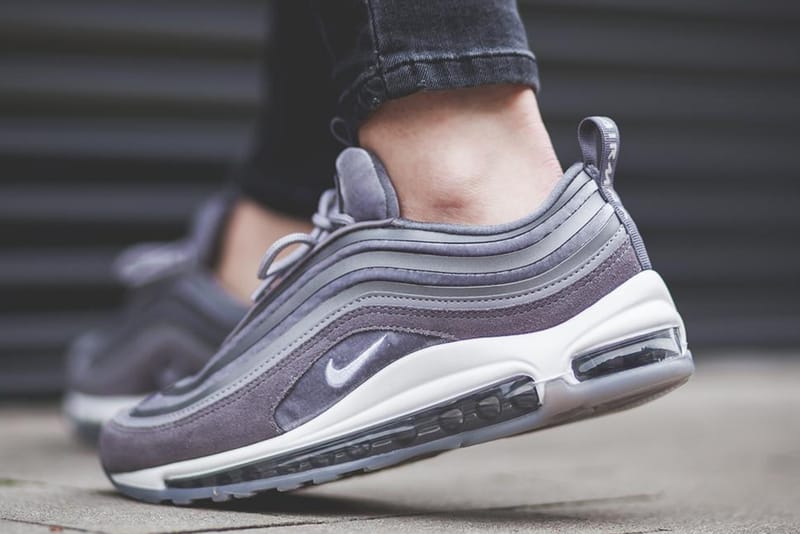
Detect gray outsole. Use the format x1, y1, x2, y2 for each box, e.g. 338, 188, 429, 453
112, 354, 694, 505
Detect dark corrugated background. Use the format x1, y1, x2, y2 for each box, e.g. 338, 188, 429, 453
1, 0, 798, 394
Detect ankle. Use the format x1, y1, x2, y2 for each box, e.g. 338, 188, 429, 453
359, 85, 562, 225
215, 199, 312, 302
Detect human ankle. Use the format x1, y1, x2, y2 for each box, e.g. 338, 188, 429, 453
215, 199, 312, 302
359, 85, 562, 225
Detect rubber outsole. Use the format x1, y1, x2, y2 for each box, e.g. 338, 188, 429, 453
111, 351, 693, 505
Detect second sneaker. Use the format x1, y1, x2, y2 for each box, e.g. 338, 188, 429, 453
64, 195, 247, 440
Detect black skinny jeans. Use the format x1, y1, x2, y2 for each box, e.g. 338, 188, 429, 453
236, 0, 539, 217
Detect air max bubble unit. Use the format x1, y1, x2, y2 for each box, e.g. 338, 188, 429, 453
99, 117, 693, 504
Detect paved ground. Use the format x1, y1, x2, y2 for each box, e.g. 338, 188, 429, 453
1, 358, 799, 533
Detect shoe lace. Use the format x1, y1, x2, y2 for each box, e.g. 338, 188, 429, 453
252, 189, 354, 301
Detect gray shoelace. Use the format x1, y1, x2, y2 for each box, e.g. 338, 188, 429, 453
252, 189, 354, 301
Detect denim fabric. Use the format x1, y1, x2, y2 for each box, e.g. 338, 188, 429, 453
315, 0, 539, 138
235, 0, 539, 215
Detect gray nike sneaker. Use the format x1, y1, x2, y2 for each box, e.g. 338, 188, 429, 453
99, 117, 693, 504
63, 194, 247, 441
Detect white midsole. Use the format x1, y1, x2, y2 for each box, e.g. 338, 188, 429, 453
112, 270, 686, 490
64, 392, 147, 426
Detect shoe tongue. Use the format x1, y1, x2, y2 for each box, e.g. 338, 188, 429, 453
334, 148, 400, 222
113, 193, 232, 286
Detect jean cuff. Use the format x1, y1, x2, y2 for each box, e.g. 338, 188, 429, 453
335, 51, 540, 141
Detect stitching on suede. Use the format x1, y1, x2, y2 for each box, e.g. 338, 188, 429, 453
231, 184, 603, 356
337, 211, 615, 281
113, 242, 635, 435
231, 229, 625, 395
350, 228, 625, 305
240, 183, 600, 339
144, 231, 626, 428
320, 244, 632, 326
121, 232, 626, 433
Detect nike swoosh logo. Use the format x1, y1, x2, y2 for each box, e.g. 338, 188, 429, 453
325, 334, 388, 389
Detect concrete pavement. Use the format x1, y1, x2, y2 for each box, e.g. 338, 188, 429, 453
1, 358, 799, 533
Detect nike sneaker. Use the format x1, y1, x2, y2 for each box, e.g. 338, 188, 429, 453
99, 117, 693, 503
63, 194, 247, 441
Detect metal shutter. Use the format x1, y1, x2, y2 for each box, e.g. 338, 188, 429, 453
523, 0, 800, 349
1, 0, 798, 394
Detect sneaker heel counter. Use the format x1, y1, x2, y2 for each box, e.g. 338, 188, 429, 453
605, 190, 652, 271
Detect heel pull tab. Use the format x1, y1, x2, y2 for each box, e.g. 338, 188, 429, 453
578, 116, 619, 187
577, 116, 652, 270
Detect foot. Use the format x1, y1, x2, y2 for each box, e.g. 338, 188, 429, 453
98, 117, 693, 504
359, 85, 562, 225
63, 195, 249, 441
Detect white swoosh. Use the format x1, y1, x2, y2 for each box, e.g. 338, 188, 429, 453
325, 334, 389, 389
